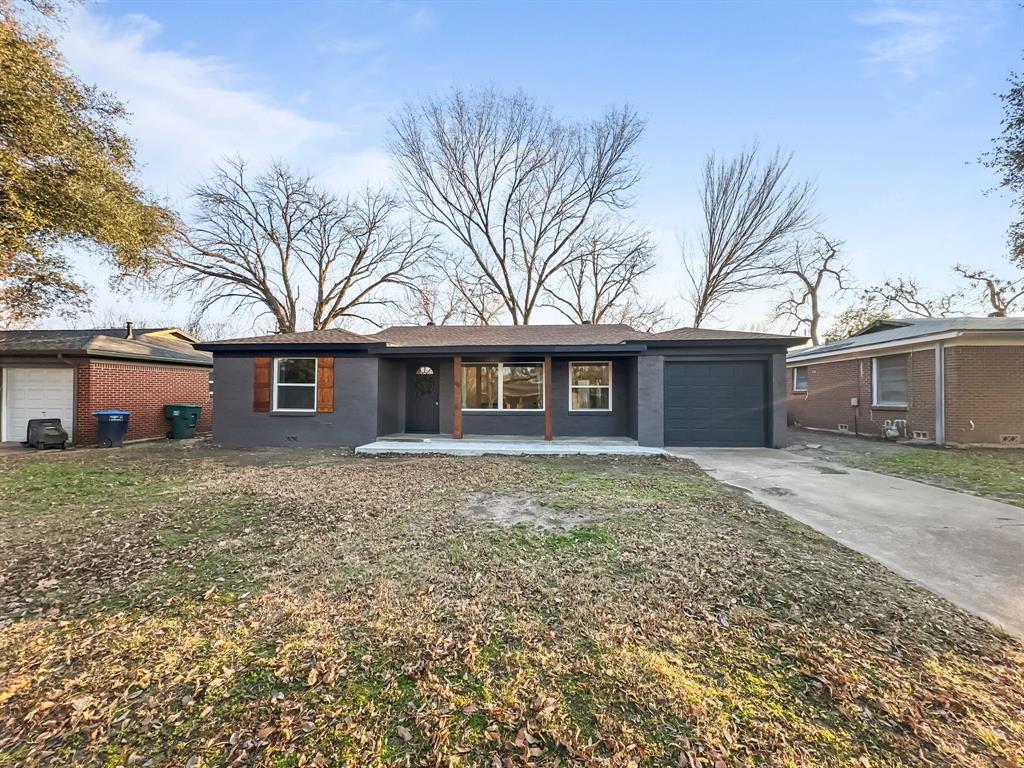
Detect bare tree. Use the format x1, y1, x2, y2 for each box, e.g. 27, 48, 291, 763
862, 276, 963, 318
824, 305, 893, 342
602, 298, 674, 332
954, 264, 1024, 316
305, 187, 434, 328
390, 88, 644, 324
824, 276, 964, 342
540, 220, 660, 325
771, 233, 849, 344
684, 145, 817, 327
156, 159, 433, 333
391, 271, 504, 326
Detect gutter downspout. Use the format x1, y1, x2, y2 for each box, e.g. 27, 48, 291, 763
934, 342, 945, 446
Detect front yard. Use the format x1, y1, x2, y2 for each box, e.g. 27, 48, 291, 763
1, 444, 1022, 768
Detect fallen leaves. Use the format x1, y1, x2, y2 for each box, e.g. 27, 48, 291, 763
0, 447, 1022, 767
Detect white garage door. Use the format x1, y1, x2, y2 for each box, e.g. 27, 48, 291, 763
3, 368, 75, 443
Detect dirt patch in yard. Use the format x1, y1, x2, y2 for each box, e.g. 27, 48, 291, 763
460, 491, 596, 531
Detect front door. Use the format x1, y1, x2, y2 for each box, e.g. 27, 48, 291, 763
406, 363, 440, 433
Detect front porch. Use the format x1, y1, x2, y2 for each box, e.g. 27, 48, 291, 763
355, 433, 666, 457
377, 355, 639, 443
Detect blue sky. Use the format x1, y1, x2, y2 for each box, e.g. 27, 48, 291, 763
55, 0, 1020, 333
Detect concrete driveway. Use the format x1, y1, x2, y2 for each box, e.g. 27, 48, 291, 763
668, 447, 1024, 638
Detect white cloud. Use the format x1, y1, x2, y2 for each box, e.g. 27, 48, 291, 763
856, 5, 957, 80
59, 8, 338, 200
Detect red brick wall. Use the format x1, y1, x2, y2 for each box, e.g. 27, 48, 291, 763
788, 358, 863, 433
74, 360, 212, 445
944, 346, 1024, 446
788, 350, 935, 440
907, 350, 936, 438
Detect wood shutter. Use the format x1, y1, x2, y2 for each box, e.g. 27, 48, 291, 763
316, 357, 335, 413
253, 357, 272, 412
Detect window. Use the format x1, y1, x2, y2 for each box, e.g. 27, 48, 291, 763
274, 358, 317, 411
873, 354, 908, 406
570, 361, 612, 411
414, 366, 436, 396
462, 362, 543, 411
463, 364, 499, 409
792, 366, 808, 392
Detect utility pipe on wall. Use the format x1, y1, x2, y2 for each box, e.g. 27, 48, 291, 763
934, 342, 945, 446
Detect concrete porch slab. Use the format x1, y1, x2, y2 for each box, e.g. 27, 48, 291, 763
356, 435, 667, 457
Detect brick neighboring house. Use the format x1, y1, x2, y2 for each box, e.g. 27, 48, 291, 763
0, 325, 212, 446
787, 317, 1024, 447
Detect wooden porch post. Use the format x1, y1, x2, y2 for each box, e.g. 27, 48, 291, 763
544, 355, 553, 441
453, 355, 463, 439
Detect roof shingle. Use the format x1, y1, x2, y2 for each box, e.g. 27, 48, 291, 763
788, 316, 1024, 361
646, 327, 802, 342
203, 328, 379, 346
370, 324, 642, 347
0, 328, 211, 365
199, 323, 804, 349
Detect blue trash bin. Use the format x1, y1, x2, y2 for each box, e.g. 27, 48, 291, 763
93, 410, 130, 447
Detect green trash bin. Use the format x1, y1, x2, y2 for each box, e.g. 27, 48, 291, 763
164, 404, 202, 439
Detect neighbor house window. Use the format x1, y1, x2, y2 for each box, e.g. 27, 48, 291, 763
872, 354, 908, 406
792, 366, 808, 392
570, 361, 612, 411
462, 362, 543, 411
273, 358, 317, 411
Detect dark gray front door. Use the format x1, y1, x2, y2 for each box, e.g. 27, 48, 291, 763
406, 363, 440, 433
663, 361, 768, 447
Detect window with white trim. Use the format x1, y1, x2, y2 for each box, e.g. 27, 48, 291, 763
792, 366, 808, 392
274, 358, 317, 411
872, 354, 908, 406
462, 362, 543, 411
569, 361, 612, 411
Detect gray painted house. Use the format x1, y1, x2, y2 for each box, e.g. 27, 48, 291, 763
197, 324, 803, 449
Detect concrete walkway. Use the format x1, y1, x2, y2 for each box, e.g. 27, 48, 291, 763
356, 437, 667, 457
667, 447, 1024, 638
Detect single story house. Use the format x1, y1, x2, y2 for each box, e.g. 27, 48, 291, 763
787, 317, 1024, 447
196, 323, 803, 449
0, 324, 213, 445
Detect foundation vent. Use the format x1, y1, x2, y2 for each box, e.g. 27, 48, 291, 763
1000, 434, 1021, 445
836, 424, 849, 432
912, 430, 929, 440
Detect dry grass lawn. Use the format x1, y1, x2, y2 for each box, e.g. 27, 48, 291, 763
0, 442, 1022, 768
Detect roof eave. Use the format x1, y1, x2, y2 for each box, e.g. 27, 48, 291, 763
785, 328, 1022, 362
197, 341, 387, 353
0, 347, 212, 366
89, 351, 212, 367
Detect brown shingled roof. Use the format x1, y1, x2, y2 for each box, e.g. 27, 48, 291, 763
370, 324, 641, 347
646, 327, 803, 342
199, 323, 803, 349
202, 328, 380, 346
0, 328, 212, 365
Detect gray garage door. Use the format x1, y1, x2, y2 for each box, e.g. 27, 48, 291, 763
664, 361, 768, 447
